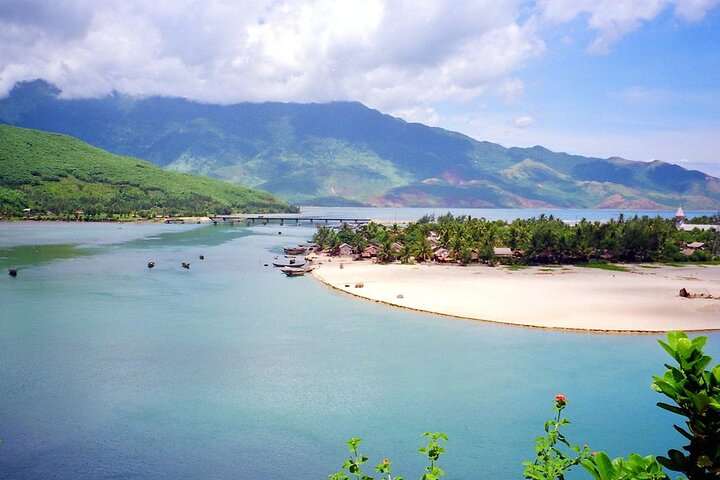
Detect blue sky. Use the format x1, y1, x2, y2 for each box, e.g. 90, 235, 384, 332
1, 0, 719, 175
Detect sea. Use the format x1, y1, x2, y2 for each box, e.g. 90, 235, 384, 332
1, 207, 718, 480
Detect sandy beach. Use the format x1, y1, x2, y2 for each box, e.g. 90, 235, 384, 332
310, 255, 720, 332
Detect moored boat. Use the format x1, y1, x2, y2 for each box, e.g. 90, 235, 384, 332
273, 261, 306, 268
280, 267, 314, 276
283, 246, 306, 255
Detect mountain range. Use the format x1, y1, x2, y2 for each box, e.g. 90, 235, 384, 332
1, 80, 719, 209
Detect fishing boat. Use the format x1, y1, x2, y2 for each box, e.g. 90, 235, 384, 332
272, 261, 306, 268
283, 246, 306, 255
280, 267, 314, 277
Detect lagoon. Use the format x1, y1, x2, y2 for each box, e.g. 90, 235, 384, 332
1, 208, 719, 479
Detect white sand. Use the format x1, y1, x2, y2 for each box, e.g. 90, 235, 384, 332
310, 255, 720, 332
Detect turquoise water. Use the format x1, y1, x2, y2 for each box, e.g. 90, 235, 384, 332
1, 210, 719, 479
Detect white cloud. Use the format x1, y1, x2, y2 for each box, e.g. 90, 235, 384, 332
674, 0, 720, 21
0, 0, 544, 115
514, 115, 535, 128
535, 0, 719, 53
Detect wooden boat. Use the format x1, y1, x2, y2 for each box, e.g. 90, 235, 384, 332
283, 246, 306, 255
272, 261, 306, 268
280, 267, 314, 276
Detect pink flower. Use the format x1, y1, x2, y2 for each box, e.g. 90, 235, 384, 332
555, 394, 567, 403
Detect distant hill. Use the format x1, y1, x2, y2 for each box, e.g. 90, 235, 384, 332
2, 80, 719, 209
0, 124, 296, 218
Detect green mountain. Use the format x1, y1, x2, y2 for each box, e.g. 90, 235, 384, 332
2, 80, 719, 209
0, 124, 296, 217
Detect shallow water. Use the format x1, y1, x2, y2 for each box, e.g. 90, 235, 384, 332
1, 212, 718, 479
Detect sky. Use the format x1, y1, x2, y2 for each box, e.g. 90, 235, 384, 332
1, 0, 719, 175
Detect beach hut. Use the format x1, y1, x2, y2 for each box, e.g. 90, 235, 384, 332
681, 241, 707, 256
390, 242, 404, 253
362, 244, 380, 258
433, 248, 451, 263
337, 243, 353, 257
493, 247, 514, 258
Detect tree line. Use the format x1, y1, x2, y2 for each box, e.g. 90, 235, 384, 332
313, 213, 719, 264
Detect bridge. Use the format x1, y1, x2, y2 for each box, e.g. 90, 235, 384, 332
210, 214, 372, 226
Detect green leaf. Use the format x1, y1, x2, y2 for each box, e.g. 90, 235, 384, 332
656, 402, 684, 416
594, 452, 615, 480
676, 337, 693, 359
691, 336, 707, 350
666, 331, 687, 349
581, 458, 602, 480
658, 340, 677, 359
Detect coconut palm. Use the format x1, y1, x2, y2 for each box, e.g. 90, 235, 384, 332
413, 237, 433, 263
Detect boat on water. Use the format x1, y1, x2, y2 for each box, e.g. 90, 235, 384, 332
280, 267, 314, 277
283, 246, 307, 255
272, 261, 306, 268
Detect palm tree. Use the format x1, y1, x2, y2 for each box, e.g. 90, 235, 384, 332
413, 237, 433, 263
399, 243, 414, 264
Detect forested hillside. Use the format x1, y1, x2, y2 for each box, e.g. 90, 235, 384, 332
0, 124, 296, 218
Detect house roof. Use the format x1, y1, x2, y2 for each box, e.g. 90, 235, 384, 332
687, 241, 705, 249
493, 247, 513, 256
675, 206, 685, 218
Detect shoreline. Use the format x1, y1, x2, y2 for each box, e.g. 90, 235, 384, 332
309, 255, 720, 333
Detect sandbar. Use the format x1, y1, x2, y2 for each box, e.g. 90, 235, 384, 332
310, 255, 720, 333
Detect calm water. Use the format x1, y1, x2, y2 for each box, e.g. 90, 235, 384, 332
1, 208, 719, 479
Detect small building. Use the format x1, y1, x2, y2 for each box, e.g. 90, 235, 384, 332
687, 241, 706, 250
337, 243, 353, 257
390, 242, 404, 253
433, 247, 451, 262
362, 244, 380, 258
493, 247, 514, 258
675, 206, 718, 231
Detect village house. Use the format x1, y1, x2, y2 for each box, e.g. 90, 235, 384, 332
337, 243, 353, 257
493, 247, 514, 258
390, 242, 404, 253
433, 247, 451, 263
362, 244, 380, 258
681, 241, 707, 256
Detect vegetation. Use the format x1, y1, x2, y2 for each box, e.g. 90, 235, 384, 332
3, 80, 720, 208
313, 213, 718, 265
0, 124, 297, 219
330, 331, 720, 479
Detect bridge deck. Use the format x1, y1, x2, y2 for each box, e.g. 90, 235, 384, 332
210, 215, 371, 225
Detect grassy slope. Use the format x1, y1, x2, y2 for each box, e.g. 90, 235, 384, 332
0, 124, 295, 216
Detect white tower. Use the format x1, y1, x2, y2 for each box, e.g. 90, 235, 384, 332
674, 206, 686, 230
